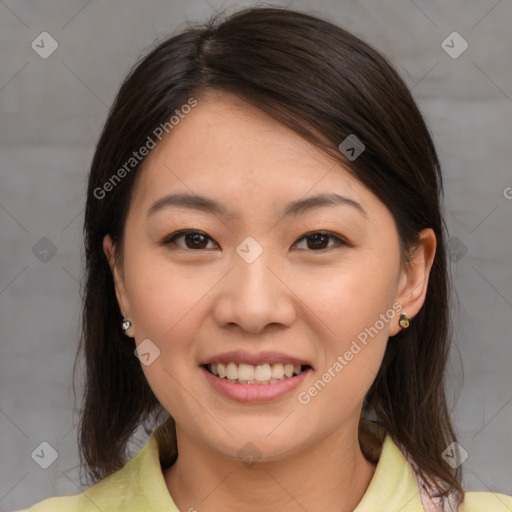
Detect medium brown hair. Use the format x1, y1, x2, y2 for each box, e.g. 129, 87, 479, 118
76, 5, 464, 505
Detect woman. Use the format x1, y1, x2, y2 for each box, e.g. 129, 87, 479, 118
20, 6, 512, 512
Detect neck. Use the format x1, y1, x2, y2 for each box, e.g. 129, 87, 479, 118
163, 420, 377, 512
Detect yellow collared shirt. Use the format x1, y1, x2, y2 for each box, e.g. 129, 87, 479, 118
18, 422, 512, 512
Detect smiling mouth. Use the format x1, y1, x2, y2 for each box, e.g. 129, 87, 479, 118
202, 362, 311, 385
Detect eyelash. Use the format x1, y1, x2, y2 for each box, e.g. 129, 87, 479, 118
161, 230, 348, 252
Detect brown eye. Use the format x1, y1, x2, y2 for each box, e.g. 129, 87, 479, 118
294, 231, 347, 251
163, 230, 218, 250
162, 230, 347, 252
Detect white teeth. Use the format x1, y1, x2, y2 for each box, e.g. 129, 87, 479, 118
226, 362, 238, 380
207, 361, 307, 383
254, 364, 272, 381
284, 364, 294, 378
238, 363, 255, 381
271, 363, 284, 379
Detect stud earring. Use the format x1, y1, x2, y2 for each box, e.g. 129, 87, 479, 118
122, 318, 134, 337
399, 312, 410, 329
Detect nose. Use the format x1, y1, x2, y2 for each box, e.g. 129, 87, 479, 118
211, 248, 297, 335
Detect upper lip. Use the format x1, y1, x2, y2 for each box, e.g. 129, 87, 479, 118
200, 350, 313, 368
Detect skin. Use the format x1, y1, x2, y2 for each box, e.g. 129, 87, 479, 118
103, 91, 436, 512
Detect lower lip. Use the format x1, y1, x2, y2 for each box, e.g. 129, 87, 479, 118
200, 366, 311, 403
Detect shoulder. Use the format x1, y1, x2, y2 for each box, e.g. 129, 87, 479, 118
459, 490, 512, 511
16, 473, 153, 511
14, 494, 99, 512
16, 426, 178, 512
16, 443, 148, 511
15, 472, 139, 511
16, 462, 154, 511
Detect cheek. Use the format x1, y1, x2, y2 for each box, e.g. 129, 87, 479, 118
124, 247, 201, 337
304, 260, 397, 337
123, 253, 203, 412
300, 257, 398, 401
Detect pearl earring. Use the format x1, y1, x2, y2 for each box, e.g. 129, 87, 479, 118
122, 318, 134, 337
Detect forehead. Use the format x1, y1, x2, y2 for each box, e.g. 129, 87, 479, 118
128, 92, 377, 221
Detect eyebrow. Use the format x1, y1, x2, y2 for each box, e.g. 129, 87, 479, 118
147, 192, 367, 219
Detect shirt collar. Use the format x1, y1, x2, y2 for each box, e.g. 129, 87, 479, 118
354, 433, 424, 511
119, 420, 424, 511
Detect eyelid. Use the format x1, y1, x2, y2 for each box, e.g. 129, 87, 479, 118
161, 229, 349, 251
294, 230, 349, 251
161, 230, 219, 249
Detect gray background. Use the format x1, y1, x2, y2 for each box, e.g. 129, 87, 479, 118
1, 0, 511, 510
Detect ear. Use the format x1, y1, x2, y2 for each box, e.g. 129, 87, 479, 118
389, 228, 437, 336
103, 234, 131, 320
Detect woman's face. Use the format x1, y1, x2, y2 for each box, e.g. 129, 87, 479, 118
104, 91, 435, 462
